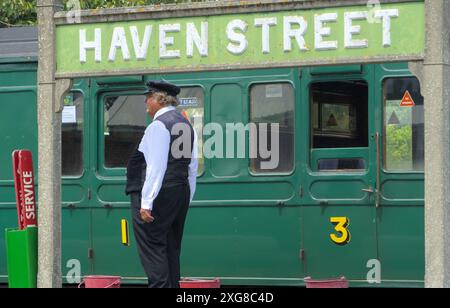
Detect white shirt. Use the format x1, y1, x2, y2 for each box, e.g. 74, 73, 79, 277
138, 106, 199, 210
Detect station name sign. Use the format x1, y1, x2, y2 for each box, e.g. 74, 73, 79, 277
55, 2, 424, 77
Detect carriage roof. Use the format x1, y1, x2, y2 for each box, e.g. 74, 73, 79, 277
0, 27, 37, 59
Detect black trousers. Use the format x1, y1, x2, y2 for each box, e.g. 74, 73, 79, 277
130, 184, 190, 288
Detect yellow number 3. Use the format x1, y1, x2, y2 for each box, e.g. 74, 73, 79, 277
330, 217, 351, 245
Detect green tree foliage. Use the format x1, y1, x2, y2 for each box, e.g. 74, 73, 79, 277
0, 1, 37, 27
0, 0, 205, 27
386, 125, 413, 170
385, 102, 414, 170
65, 0, 180, 10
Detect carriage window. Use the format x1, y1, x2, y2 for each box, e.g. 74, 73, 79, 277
311, 81, 368, 149
104, 95, 147, 168
177, 87, 204, 176
383, 78, 424, 172
311, 81, 368, 172
62, 92, 84, 176
250, 83, 294, 173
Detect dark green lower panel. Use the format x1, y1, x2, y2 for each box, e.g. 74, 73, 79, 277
91, 207, 144, 278
301, 205, 377, 281
61, 208, 92, 283
377, 206, 424, 282
1, 205, 425, 287
182, 207, 303, 280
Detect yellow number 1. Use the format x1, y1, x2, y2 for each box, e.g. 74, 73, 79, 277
121, 219, 130, 246
330, 217, 351, 245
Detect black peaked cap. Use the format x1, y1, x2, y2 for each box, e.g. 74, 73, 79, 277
144, 80, 181, 96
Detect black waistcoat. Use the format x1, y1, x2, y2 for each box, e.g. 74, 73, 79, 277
125, 147, 146, 195
125, 109, 194, 195
158, 110, 194, 187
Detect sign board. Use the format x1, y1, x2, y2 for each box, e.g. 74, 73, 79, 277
55, 1, 425, 78
12, 150, 37, 230
400, 90, 415, 107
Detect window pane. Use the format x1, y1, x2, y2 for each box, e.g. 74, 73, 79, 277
318, 158, 365, 172
250, 83, 294, 173
383, 78, 424, 172
62, 92, 84, 176
177, 87, 204, 176
311, 81, 368, 149
104, 95, 147, 168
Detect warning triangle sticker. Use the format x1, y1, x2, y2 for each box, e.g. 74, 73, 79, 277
400, 90, 415, 107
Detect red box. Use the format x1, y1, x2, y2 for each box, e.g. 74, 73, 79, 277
180, 278, 221, 288
304, 277, 349, 288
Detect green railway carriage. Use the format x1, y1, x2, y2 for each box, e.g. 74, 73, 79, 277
0, 25, 424, 287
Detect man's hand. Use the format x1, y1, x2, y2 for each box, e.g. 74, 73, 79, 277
140, 209, 155, 223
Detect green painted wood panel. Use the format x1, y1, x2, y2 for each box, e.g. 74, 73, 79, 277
0, 90, 37, 181
210, 83, 246, 178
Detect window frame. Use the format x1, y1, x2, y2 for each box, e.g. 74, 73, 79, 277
248, 81, 296, 177
308, 79, 370, 174
98, 87, 207, 178
381, 76, 424, 174
62, 90, 86, 179
98, 91, 148, 177
176, 85, 206, 178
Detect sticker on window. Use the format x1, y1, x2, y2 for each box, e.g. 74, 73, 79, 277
62, 106, 77, 124
386, 100, 412, 126
179, 97, 199, 107
265, 84, 283, 98
400, 90, 415, 107
64, 94, 74, 106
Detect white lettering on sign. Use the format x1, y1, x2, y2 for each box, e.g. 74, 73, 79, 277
22, 171, 36, 221
186, 22, 209, 57
344, 11, 369, 49
109, 27, 131, 61
255, 17, 277, 54
283, 16, 308, 52
77, 10, 402, 63
374, 9, 399, 47
79, 28, 102, 63
226, 19, 248, 55
160, 24, 181, 59
315, 13, 338, 51
130, 25, 153, 60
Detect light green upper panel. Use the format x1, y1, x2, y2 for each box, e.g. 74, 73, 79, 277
56, 2, 424, 77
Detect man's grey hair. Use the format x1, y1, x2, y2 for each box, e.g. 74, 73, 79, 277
151, 91, 180, 107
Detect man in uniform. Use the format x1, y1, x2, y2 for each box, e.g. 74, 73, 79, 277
126, 81, 198, 288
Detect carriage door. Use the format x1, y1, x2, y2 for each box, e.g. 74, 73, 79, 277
374, 65, 425, 283
302, 66, 377, 282
61, 85, 93, 279
91, 84, 148, 278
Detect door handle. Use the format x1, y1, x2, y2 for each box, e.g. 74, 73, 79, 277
362, 187, 374, 194
362, 133, 382, 207
375, 132, 381, 208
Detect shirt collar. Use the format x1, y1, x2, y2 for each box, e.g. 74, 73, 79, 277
154, 106, 176, 120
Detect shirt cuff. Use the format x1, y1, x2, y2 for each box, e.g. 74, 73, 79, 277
141, 199, 153, 211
